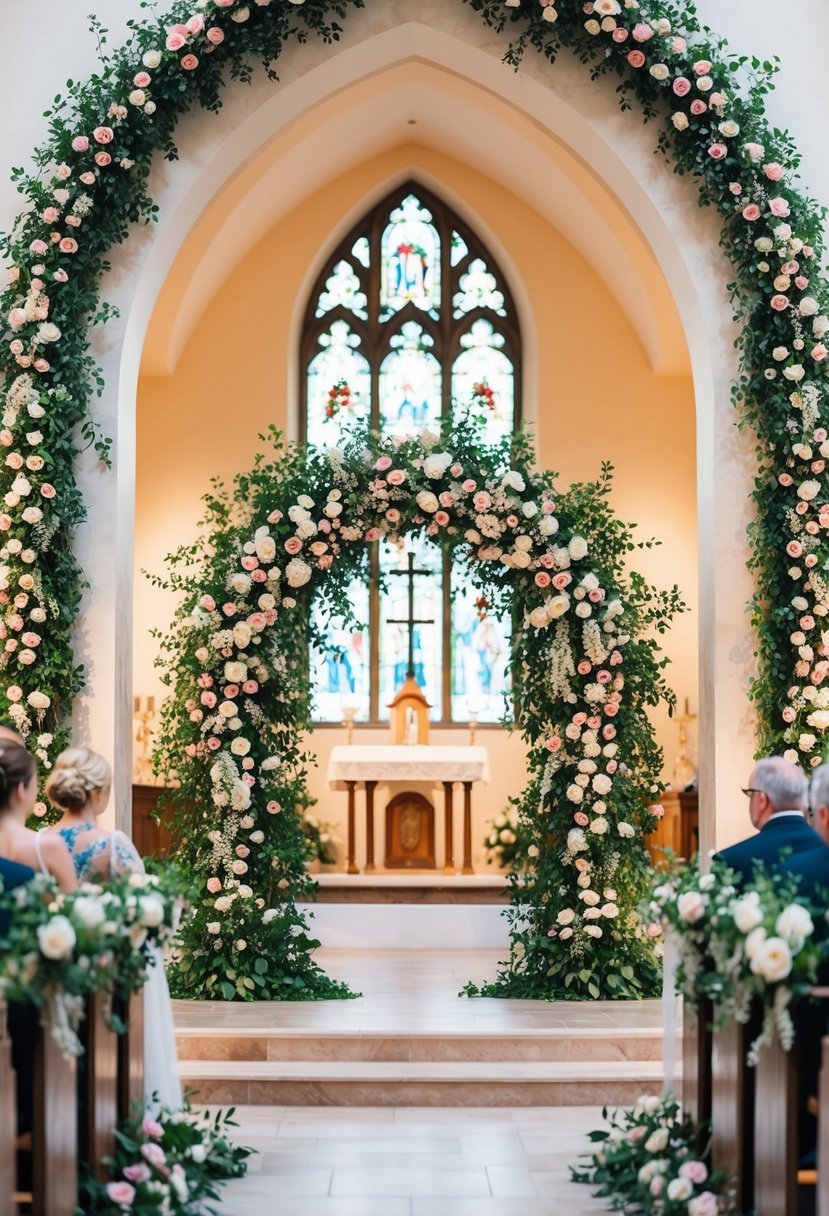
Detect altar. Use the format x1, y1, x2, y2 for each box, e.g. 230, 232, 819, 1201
326, 744, 490, 875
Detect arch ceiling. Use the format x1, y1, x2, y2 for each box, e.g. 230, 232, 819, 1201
141, 56, 689, 378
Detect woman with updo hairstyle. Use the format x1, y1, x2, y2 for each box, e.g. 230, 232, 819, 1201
45, 747, 141, 881
0, 740, 76, 894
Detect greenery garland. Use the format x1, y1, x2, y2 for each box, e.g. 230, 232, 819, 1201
0, 0, 827, 990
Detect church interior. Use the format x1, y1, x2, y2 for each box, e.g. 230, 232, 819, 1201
3, 0, 829, 1212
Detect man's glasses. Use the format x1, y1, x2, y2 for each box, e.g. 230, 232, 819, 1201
741, 787, 761, 798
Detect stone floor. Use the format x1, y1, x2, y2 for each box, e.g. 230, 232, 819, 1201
210, 1103, 611, 1215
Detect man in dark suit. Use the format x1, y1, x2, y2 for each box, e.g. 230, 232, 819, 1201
718, 755, 820, 883
783, 762, 829, 900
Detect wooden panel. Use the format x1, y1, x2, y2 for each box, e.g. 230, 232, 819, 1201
646, 791, 699, 868
754, 1032, 798, 1215
117, 991, 145, 1123
80, 994, 117, 1183
819, 1036, 829, 1216
385, 792, 436, 869
682, 997, 712, 1129
32, 1018, 77, 1216
131, 785, 172, 859
0, 1005, 15, 1216
711, 1016, 754, 1214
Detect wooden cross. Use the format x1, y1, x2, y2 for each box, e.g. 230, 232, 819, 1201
387, 552, 433, 679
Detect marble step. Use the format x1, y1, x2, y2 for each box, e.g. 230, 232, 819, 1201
176, 1027, 662, 1064
180, 1057, 663, 1107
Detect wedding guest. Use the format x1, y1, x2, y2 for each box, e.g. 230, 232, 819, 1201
0, 742, 76, 892
717, 755, 819, 884
783, 762, 829, 903
45, 746, 182, 1111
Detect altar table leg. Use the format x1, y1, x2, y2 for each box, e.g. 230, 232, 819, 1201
443, 781, 455, 874
462, 782, 474, 875
364, 781, 377, 872
346, 781, 358, 874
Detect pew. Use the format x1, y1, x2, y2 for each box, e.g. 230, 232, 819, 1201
117, 989, 145, 1122
754, 1025, 798, 1215
80, 992, 119, 1183
819, 1035, 829, 1215
31, 1011, 78, 1216
0, 1003, 15, 1216
682, 995, 712, 1129
711, 1016, 754, 1214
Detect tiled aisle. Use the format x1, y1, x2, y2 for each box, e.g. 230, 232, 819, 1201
212, 1104, 610, 1215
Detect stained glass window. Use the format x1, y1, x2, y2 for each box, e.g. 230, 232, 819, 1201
300, 183, 521, 723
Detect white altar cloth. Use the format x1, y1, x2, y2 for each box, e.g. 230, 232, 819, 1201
326, 745, 490, 788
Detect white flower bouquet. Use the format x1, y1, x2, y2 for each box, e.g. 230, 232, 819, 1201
648, 858, 826, 1064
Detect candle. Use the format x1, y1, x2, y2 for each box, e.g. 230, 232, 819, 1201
147, 695, 155, 714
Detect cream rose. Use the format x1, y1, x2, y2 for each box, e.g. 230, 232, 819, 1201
750, 935, 792, 982
37, 915, 76, 960
415, 490, 439, 514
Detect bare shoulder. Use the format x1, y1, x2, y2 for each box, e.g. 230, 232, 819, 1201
37, 831, 72, 860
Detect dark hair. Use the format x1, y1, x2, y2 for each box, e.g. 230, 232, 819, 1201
0, 743, 36, 811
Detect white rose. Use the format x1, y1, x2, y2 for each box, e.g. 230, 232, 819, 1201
286, 558, 311, 587
521, 502, 537, 518
423, 452, 453, 479
719, 120, 740, 138
36, 322, 61, 344
592, 774, 612, 795
580, 890, 600, 906
672, 112, 689, 131
807, 709, 829, 731
129, 89, 146, 107
138, 893, 165, 929
230, 737, 251, 756
26, 691, 50, 710
129, 924, 148, 951
21, 506, 42, 524
649, 63, 669, 81
224, 661, 247, 683
415, 490, 439, 514
566, 784, 584, 804
813, 316, 829, 338
143, 49, 162, 68
503, 469, 526, 492
568, 536, 588, 560
509, 550, 532, 569
566, 829, 588, 853
528, 606, 550, 629
232, 622, 252, 649
556, 908, 575, 926
799, 297, 820, 317
644, 1127, 669, 1153
207, 922, 221, 934
538, 515, 559, 537
255, 536, 276, 563
37, 915, 76, 960
218, 700, 237, 718
214, 897, 232, 914
590, 817, 609, 835
72, 896, 105, 931
775, 903, 813, 946
667, 1177, 693, 1202
733, 896, 763, 934
250, 830, 264, 844
751, 935, 792, 982
745, 926, 767, 959
547, 594, 570, 620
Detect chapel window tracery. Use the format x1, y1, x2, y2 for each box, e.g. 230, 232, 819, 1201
300, 183, 522, 725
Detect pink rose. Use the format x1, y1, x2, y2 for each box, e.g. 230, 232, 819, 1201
672, 36, 687, 52
122, 1163, 151, 1183
769, 197, 790, 217
693, 59, 712, 75
572, 713, 588, 726
134, 72, 151, 88
627, 50, 646, 68
742, 204, 761, 222
596, 670, 611, 684
166, 30, 187, 51
207, 737, 221, 751
40, 483, 57, 498
649, 1176, 663, 1197
812, 344, 828, 361
140, 1142, 166, 1167
5, 453, 23, 470
223, 684, 239, 699
206, 26, 225, 44
33, 358, 50, 373
506, 514, 519, 528
626, 1125, 647, 1145
631, 22, 653, 41
251, 568, 266, 582
796, 276, 808, 290
284, 537, 303, 554
771, 295, 790, 312
611, 27, 628, 42
222, 602, 237, 616
439, 492, 454, 507
106, 1182, 135, 1204
801, 615, 816, 631
678, 891, 706, 923
545, 736, 562, 751
588, 588, 605, 603
689, 99, 708, 115
94, 152, 111, 167
535, 572, 551, 588
186, 15, 205, 33
551, 572, 571, 590
247, 613, 266, 631
473, 492, 492, 511
672, 77, 691, 96
142, 1117, 164, 1138
574, 812, 589, 827
385, 508, 400, 523
72, 136, 90, 155
434, 511, 450, 526
689, 1193, 719, 1216
29, 239, 48, 255
708, 143, 727, 161
200, 691, 216, 708
603, 725, 616, 740
200, 594, 216, 611
680, 1160, 708, 1184
364, 527, 381, 542
587, 715, 601, 729
206, 877, 221, 893
93, 126, 114, 144
577, 661, 592, 676
242, 679, 259, 694
763, 162, 784, 181
375, 455, 392, 471
604, 703, 619, 717
646, 922, 662, 937
538, 554, 554, 569
181, 54, 199, 71
462, 479, 477, 492
241, 555, 258, 570
387, 469, 406, 486
21, 633, 40, 648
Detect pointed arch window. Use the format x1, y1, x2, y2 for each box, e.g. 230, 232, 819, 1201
300, 183, 522, 725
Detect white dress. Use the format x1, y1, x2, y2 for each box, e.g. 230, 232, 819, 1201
55, 823, 183, 1112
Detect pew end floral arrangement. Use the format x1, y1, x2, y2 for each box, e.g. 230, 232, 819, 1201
649, 858, 825, 1064
0, 866, 186, 1056
571, 1094, 735, 1214
80, 1103, 252, 1216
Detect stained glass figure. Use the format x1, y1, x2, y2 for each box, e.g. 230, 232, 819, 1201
451, 563, 511, 722
315, 259, 368, 320
453, 258, 506, 317
452, 319, 514, 444
310, 578, 371, 722
380, 195, 440, 317
379, 535, 443, 719
306, 320, 370, 445
379, 323, 441, 435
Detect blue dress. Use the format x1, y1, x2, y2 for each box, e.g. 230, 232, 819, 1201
56, 823, 140, 881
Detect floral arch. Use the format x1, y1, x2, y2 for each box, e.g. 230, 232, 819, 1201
0, 0, 827, 998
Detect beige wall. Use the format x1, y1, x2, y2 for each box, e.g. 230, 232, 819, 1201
136, 143, 696, 865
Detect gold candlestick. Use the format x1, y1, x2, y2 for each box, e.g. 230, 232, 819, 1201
672, 696, 697, 790
468, 709, 478, 747
342, 705, 357, 745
